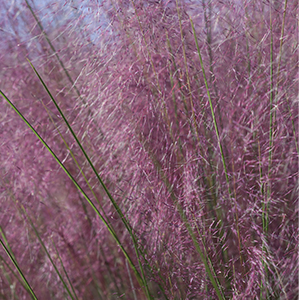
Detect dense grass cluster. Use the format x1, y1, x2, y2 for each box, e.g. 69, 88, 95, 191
0, 0, 298, 299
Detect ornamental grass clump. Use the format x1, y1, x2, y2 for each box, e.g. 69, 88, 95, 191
0, 0, 298, 299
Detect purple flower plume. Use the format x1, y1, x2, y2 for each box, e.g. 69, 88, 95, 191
0, 0, 298, 299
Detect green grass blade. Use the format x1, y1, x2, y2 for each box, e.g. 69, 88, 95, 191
189, 17, 230, 193
0, 256, 20, 300
141, 138, 225, 300
0, 226, 17, 262
24, 0, 105, 138
0, 89, 145, 291
189, 14, 241, 293
0, 239, 38, 300
26, 59, 152, 299
39, 98, 111, 225
175, 0, 200, 145
20, 205, 76, 300
261, 5, 274, 298
39, 92, 123, 297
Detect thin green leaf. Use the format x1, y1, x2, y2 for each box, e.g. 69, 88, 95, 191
0, 239, 38, 300
0, 89, 145, 290
20, 205, 75, 300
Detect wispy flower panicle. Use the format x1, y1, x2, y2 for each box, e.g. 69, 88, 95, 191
0, 0, 298, 299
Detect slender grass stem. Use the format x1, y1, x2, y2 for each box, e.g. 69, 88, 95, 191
20, 205, 76, 300
140, 136, 225, 300
175, 0, 200, 145
189, 17, 230, 196
25, 60, 152, 299
0, 239, 38, 300
0, 255, 20, 300
51, 238, 79, 300
260, 3, 274, 297
24, 0, 105, 137
0, 89, 147, 295
39, 99, 111, 225
189, 14, 244, 292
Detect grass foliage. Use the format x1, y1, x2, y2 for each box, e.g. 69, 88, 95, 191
0, 0, 298, 299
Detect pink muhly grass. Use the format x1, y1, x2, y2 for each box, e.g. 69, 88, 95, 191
0, 0, 298, 299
